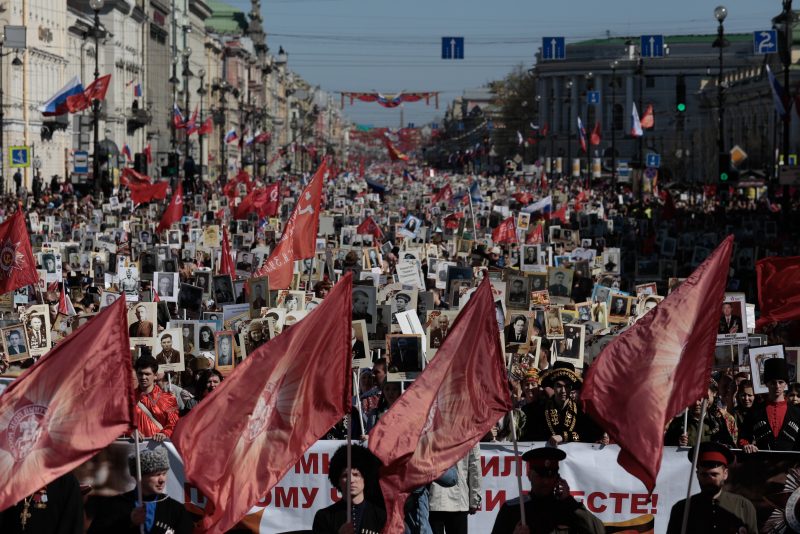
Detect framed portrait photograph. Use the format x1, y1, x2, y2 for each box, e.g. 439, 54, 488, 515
556, 323, 585, 368
601, 248, 621, 275
716, 293, 749, 347
215, 330, 236, 370
155, 328, 184, 372
193, 270, 212, 297
425, 310, 459, 357
505, 275, 530, 310
212, 274, 236, 305
386, 334, 424, 380
636, 294, 664, 320
128, 302, 157, 342
544, 306, 565, 339
154, 272, 179, 302
504, 312, 532, 348
241, 319, 270, 357
546, 267, 574, 303
100, 291, 122, 309
177, 284, 204, 317
520, 244, 541, 272
786, 347, 800, 384
22, 305, 51, 357
2, 324, 29, 362
352, 285, 378, 333
749, 345, 785, 395
247, 276, 270, 318
608, 295, 635, 323
351, 320, 371, 368
276, 290, 306, 313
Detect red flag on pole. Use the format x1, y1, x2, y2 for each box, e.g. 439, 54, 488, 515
58, 282, 76, 316
432, 183, 453, 203
198, 116, 214, 135
172, 273, 353, 534
581, 236, 733, 493
590, 121, 602, 145
756, 256, 800, 329
219, 228, 235, 277
120, 167, 152, 186
357, 216, 384, 240
551, 203, 568, 224
369, 278, 512, 533
254, 161, 327, 288
526, 221, 544, 244
66, 74, 112, 113
0, 210, 39, 294
492, 216, 517, 244
260, 183, 281, 218
640, 104, 655, 129
128, 181, 169, 205
443, 211, 464, 230
144, 143, 153, 165
0, 298, 135, 510
155, 182, 184, 233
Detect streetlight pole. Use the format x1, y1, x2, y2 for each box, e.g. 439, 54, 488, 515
182, 47, 192, 190
89, 0, 105, 196
565, 79, 573, 180
781, 0, 793, 161
197, 68, 206, 190
584, 71, 593, 183
713, 5, 728, 181
610, 60, 618, 188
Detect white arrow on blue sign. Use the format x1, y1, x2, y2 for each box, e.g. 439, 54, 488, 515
640, 35, 664, 58
542, 37, 565, 60
586, 91, 600, 105
753, 30, 778, 55
646, 153, 661, 168
441, 37, 464, 59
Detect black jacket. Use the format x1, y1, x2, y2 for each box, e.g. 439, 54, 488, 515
87, 490, 194, 534
312, 499, 386, 534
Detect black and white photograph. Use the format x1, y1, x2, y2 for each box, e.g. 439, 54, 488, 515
247, 276, 270, 318
128, 302, 156, 341
155, 271, 179, 302
215, 330, 236, 369
387, 334, 423, 378
212, 274, 236, 305
608, 295, 635, 323
557, 324, 585, 368
352, 285, 378, 333
155, 328, 184, 372
520, 244, 541, 272
351, 320, 370, 368
2, 325, 29, 362
505, 275, 529, 309
178, 284, 204, 316
547, 267, 574, 302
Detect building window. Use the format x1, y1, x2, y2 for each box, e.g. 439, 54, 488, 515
646, 76, 655, 89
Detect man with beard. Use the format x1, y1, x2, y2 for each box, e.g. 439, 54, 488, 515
666, 443, 756, 533
521, 362, 587, 444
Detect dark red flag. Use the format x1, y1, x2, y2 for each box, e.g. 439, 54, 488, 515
66, 74, 112, 113
260, 183, 281, 218
590, 121, 602, 145
254, 161, 327, 288
172, 273, 353, 534
369, 278, 512, 533
144, 143, 153, 164
756, 256, 800, 328
219, 228, 235, 277
197, 116, 214, 135
0, 298, 135, 510
432, 183, 453, 203
0, 210, 39, 294
582, 236, 733, 493
492, 216, 517, 244
443, 211, 464, 230
513, 191, 533, 205
526, 221, 544, 244
357, 216, 384, 240
120, 167, 151, 186
155, 182, 184, 233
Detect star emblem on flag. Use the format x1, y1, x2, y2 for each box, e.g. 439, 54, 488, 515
0, 238, 28, 281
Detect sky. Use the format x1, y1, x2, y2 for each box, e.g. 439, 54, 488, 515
232, 0, 774, 127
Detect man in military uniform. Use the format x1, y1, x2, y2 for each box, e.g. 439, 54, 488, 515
666, 442, 757, 533
522, 362, 588, 444
739, 358, 800, 452
490, 447, 604, 533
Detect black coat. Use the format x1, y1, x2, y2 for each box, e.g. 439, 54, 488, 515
87, 490, 194, 534
312, 499, 385, 534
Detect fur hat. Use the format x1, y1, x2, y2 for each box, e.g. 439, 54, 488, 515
764, 358, 789, 384
327, 444, 379, 489
129, 446, 170, 477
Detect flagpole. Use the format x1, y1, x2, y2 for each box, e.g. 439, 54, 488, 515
680, 398, 707, 534
506, 356, 526, 526
133, 429, 145, 534
467, 183, 478, 239
682, 408, 688, 435
346, 375, 354, 527
354, 367, 366, 439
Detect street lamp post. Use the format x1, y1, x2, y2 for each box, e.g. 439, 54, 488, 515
0, 31, 22, 194
89, 0, 105, 196
565, 79, 573, 180
713, 5, 728, 181
610, 60, 618, 188
584, 71, 594, 182
211, 79, 237, 183
197, 68, 206, 189
182, 47, 192, 189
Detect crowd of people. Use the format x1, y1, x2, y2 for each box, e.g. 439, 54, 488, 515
1, 165, 800, 533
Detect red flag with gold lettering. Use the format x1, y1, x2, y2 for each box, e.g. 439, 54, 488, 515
492, 216, 517, 244
172, 273, 352, 534
254, 161, 327, 288
155, 183, 184, 233
369, 278, 512, 533
0, 298, 135, 510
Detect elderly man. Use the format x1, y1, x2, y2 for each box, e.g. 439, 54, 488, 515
129, 304, 154, 338
666, 443, 757, 533
87, 447, 193, 534
490, 447, 604, 534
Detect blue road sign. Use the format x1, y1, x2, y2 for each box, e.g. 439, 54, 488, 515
586, 91, 600, 105
441, 37, 464, 59
542, 37, 566, 60
640, 35, 664, 58
754, 30, 778, 55
9, 146, 29, 168
646, 153, 661, 168
73, 150, 89, 174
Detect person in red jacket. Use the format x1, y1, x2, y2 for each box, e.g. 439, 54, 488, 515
133, 356, 179, 441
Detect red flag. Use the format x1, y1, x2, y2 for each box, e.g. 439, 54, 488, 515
492, 216, 517, 244
640, 104, 655, 129
260, 183, 281, 218
0, 298, 135, 510
219, 228, 235, 277
184, 106, 200, 134
582, 236, 733, 493
590, 121, 602, 145
443, 211, 464, 230
369, 278, 512, 533
551, 203, 568, 224
144, 143, 153, 165
128, 181, 169, 205
756, 256, 800, 328
526, 221, 544, 244
513, 191, 533, 205
198, 116, 214, 135
155, 183, 184, 233
66, 74, 112, 113
120, 167, 151, 186
152, 289, 161, 302
0, 210, 39, 294
541, 122, 550, 137
383, 136, 409, 161
357, 216, 384, 240
234, 188, 265, 219
172, 273, 353, 534
432, 183, 453, 203
254, 161, 327, 288
58, 282, 76, 316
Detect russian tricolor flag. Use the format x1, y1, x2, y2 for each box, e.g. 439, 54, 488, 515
521, 195, 553, 215
134, 82, 142, 97
38, 76, 84, 116
225, 128, 238, 144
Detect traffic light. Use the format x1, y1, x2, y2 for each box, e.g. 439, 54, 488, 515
161, 152, 178, 177
675, 75, 686, 113
718, 153, 739, 182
